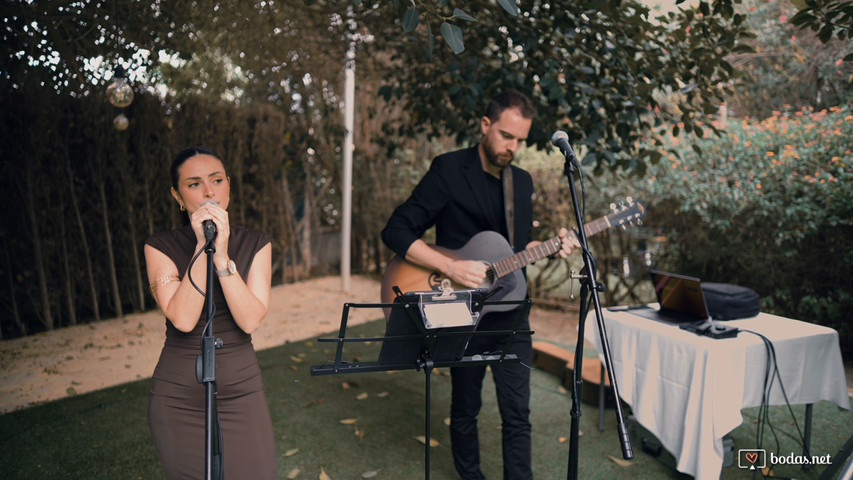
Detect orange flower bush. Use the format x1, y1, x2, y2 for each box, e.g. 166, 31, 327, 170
634, 105, 852, 351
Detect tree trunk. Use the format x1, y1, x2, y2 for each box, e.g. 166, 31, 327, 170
129, 202, 145, 312
373, 235, 383, 276
300, 178, 315, 276
280, 174, 301, 283
25, 162, 53, 330
2, 240, 26, 337
66, 154, 101, 322
60, 216, 77, 326
99, 182, 123, 318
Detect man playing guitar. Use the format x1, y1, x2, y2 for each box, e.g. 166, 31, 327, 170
381, 89, 579, 480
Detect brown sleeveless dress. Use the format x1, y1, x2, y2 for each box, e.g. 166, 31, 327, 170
145, 225, 277, 479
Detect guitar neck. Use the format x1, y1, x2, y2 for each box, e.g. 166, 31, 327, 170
489, 214, 623, 279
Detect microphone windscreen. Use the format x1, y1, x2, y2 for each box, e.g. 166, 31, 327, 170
551, 130, 569, 146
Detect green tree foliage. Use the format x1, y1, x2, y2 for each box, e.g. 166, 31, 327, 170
364, 0, 755, 172
789, 0, 853, 45
725, 0, 853, 118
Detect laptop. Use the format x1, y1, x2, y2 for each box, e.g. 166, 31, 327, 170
619, 270, 711, 325
611, 270, 739, 338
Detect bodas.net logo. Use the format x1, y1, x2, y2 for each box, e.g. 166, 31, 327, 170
738, 449, 767, 470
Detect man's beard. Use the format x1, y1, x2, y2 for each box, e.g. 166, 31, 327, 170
484, 142, 513, 170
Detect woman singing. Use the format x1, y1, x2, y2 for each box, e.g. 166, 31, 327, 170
144, 146, 277, 479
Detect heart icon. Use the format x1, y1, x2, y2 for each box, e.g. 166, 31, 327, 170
745, 452, 758, 464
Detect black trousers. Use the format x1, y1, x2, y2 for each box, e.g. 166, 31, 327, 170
450, 310, 533, 480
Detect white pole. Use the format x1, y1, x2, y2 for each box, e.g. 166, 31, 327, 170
341, 8, 355, 293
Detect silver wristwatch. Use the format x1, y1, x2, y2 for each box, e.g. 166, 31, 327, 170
216, 260, 237, 277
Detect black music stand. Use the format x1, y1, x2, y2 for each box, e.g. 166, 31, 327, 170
310, 285, 533, 480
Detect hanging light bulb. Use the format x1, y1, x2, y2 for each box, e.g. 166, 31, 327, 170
113, 112, 129, 131
106, 65, 134, 108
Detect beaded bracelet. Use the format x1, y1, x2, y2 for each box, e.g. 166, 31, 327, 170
149, 274, 180, 297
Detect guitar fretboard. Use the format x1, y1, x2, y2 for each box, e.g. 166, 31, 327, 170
490, 237, 562, 279
488, 208, 627, 279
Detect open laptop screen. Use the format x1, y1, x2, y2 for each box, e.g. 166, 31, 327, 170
651, 270, 711, 321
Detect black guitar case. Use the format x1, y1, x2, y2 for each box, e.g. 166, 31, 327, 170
701, 282, 760, 320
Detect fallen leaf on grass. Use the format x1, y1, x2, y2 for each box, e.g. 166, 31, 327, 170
414, 435, 440, 447
319, 467, 332, 480
377, 392, 389, 398
356, 392, 368, 400
354, 426, 366, 439
607, 455, 633, 467
361, 470, 379, 478
290, 355, 303, 363
302, 398, 324, 408
284, 448, 299, 457
339, 418, 359, 425
286, 467, 300, 478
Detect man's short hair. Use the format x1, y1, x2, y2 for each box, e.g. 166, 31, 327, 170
484, 89, 535, 122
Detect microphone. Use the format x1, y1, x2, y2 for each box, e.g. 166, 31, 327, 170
202, 201, 218, 242
551, 130, 580, 168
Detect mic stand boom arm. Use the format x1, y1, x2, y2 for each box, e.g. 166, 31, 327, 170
561, 151, 633, 480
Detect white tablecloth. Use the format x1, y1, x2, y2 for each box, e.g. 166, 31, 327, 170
585, 308, 850, 479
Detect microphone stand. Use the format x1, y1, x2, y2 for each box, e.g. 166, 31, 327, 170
197, 235, 223, 480
561, 151, 633, 480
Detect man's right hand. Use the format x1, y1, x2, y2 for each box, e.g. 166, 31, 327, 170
446, 258, 489, 289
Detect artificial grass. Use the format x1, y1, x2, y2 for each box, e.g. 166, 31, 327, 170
1, 319, 850, 479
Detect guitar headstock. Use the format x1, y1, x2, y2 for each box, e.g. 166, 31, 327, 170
608, 196, 647, 228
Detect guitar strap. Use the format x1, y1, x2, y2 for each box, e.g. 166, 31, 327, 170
502, 166, 515, 250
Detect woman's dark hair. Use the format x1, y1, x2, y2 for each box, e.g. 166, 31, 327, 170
170, 146, 224, 190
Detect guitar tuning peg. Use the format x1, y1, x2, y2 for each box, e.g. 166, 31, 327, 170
626, 196, 633, 204
609, 202, 617, 212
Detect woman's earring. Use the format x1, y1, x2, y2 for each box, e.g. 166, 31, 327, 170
180, 204, 186, 211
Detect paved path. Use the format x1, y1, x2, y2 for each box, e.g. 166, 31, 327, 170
0, 275, 583, 413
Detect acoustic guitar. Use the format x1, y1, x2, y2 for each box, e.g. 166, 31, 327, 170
380, 198, 646, 319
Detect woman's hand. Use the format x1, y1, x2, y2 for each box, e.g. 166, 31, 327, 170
190, 201, 231, 263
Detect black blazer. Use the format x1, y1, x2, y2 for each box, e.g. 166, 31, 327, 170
382, 146, 534, 257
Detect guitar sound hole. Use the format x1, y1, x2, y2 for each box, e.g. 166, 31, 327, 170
428, 272, 443, 290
